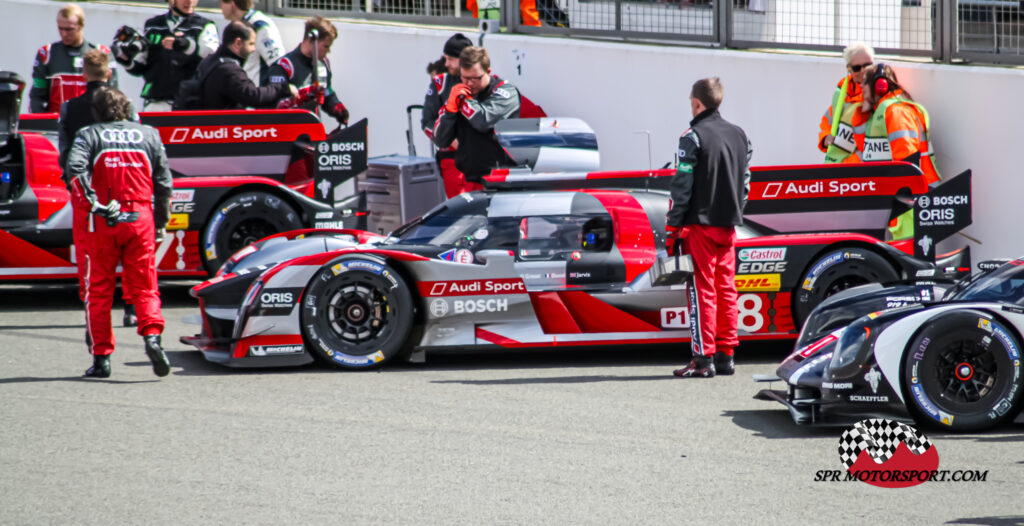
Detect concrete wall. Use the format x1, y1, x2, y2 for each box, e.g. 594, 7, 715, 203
2, 0, 1021, 261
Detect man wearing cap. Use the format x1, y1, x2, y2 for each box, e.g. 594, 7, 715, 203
421, 33, 473, 198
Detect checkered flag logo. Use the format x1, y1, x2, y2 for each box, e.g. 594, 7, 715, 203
837, 418, 933, 469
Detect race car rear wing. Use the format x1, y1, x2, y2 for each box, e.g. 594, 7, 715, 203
494, 118, 600, 173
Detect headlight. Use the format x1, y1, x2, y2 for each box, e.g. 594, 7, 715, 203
828, 312, 880, 375
219, 243, 260, 276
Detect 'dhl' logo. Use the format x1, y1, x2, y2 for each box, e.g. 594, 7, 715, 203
837, 418, 939, 488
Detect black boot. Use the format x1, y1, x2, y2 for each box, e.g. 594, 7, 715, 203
84, 354, 111, 378
673, 354, 715, 378
714, 352, 735, 376
123, 304, 138, 327
144, 335, 170, 377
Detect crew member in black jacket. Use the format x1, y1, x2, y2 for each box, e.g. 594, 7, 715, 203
57, 49, 138, 329
118, 0, 219, 111
197, 21, 295, 109
667, 77, 752, 379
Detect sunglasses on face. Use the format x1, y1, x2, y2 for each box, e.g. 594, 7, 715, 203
848, 62, 872, 73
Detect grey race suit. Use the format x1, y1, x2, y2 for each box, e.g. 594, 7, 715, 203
431, 75, 521, 183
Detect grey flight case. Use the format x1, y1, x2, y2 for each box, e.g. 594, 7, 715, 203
358, 154, 445, 235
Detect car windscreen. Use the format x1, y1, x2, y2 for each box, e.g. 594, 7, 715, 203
952, 260, 1024, 305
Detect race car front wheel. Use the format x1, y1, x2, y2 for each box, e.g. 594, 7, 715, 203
201, 191, 304, 275
793, 248, 898, 326
301, 257, 415, 370
901, 310, 1023, 432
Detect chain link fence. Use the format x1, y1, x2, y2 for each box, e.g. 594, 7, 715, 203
730, 0, 935, 55
131, 0, 1024, 64
956, 0, 1023, 61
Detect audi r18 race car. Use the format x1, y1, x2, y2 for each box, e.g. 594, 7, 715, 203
0, 70, 365, 280
181, 158, 975, 371
755, 172, 1024, 432
757, 255, 1023, 433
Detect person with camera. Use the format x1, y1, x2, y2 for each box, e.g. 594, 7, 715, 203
65, 87, 173, 378
268, 17, 349, 126
113, 0, 218, 111
191, 21, 295, 110
667, 77, 752, 379
431, 46, 520, 193
29, 4, 118, 113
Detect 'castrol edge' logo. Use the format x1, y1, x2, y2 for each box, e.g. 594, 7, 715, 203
162, 124, 317, 144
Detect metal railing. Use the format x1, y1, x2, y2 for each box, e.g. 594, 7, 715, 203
133, 0, 1024, 64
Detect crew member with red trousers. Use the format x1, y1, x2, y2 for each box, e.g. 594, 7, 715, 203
65, 87, 173, 378
666, 77, 752, 378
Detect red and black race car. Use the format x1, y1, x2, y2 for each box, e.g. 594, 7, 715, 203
0, 70, 366, 281
181, 159, 973, 369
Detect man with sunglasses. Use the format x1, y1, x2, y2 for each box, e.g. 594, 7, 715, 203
29, 4, 118, 113
819, 42, 874, 163
432, 46, 520, 192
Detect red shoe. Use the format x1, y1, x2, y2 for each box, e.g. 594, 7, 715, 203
673, 355, 715, 378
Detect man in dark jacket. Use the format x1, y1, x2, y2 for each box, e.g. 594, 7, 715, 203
432, 46, 520, 191
66, 87, 173, 378
667, 77, 752, 379
267, 17, 349, 125
58, 50, 136, 323
421, 33, 472, 198
196, 21, 294, 110
117, 0, 218, 111
30, 4, 118, 113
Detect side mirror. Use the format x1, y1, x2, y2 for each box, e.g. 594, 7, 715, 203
581, 216, 613, 252
475, 249, 513, 264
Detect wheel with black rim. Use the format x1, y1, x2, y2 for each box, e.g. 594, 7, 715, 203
201, 191, 303, 274
901, 310, 1023, 432
301, 257, 414, 370
793, 248, 898, 326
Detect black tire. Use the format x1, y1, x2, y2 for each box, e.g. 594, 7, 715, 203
300, 257, 415, 370
201, 191, 303, 274
901, 310, 1024, 432
793, 248, 898, 326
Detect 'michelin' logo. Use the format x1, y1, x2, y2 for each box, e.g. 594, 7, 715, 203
837, 419, 939, 488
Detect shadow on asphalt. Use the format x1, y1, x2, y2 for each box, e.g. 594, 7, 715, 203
724, 409, 847, 439
132, 340, 797, 377
947, 518, 1024, 526
0, 375, 159, 385
432, 374, 677, 385
929, 422, 1024, 442
726, 408, 1024, 441
406, 340, 793, 374
0, 281, 200, 310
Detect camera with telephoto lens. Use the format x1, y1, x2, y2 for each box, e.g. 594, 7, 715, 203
112, 25, 145, 65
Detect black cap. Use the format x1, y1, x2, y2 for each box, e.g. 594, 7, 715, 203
443, 33, 473, 58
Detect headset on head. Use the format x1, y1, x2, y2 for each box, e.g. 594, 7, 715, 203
871, 62, 889, 96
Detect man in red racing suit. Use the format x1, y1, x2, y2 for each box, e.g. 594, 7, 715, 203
65, 87, 173, 378
666, 77, 752, 379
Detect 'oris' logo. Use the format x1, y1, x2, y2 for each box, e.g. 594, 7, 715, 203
261, 292, 293, 305
101, 128, 144, 144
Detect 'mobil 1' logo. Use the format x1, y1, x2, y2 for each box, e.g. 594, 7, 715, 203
837, 418, 940, 488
